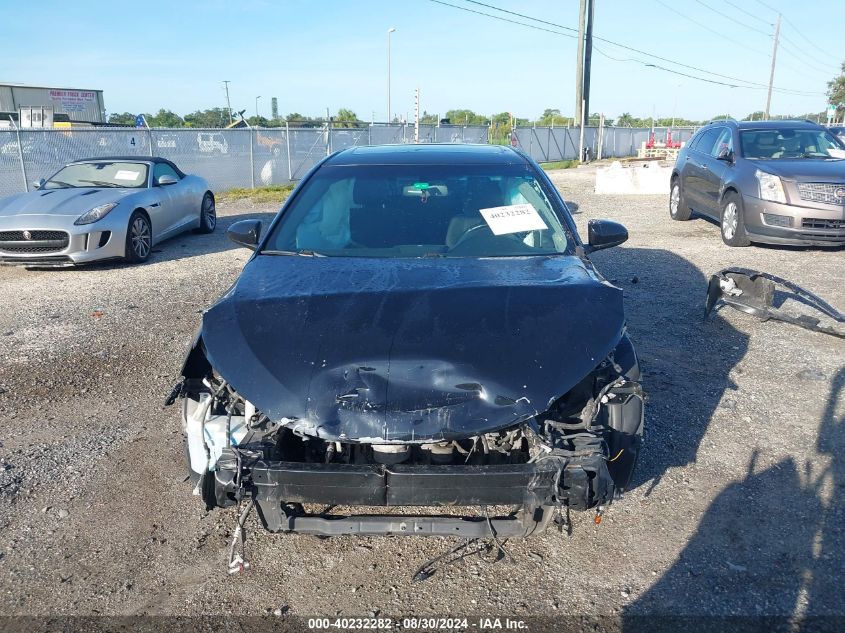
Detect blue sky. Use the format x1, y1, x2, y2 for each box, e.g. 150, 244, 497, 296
1, 0, 841, 122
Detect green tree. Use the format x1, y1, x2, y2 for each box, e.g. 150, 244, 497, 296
443, 109, 488, 125
284, 113, 317, 127
333, 108, 361, 128
827, 62, 845, 119
537, 108, 574, 126
107, 112, 136, 125
145, 109, 183, 127
420, 110, 439, 125
183, 108, 230, 128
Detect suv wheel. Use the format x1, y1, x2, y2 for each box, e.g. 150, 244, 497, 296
669, 178, 691, 220
720, 192, 751, 247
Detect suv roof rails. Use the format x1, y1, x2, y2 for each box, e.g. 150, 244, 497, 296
709, 118, 736, 125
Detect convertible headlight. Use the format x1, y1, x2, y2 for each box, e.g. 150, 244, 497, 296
74, 203, 117, 225
756, 170, 786, 204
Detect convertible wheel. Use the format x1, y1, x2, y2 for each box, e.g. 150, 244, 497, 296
196, 192, 217, 234
720, 192, 750, 247
125, 211, 152, 263
669, 178, 691, 220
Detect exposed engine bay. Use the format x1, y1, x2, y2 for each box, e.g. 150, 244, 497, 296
171, 338, 644, 539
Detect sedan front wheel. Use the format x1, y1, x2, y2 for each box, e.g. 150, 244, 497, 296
125, 211, 152, 263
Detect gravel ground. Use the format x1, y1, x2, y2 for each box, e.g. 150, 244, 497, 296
0, 166, 843, 624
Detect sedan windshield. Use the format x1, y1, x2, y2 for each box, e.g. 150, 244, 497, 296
262, 164, 573, 258
43, 162, 148, 189
740, 128, 845, 160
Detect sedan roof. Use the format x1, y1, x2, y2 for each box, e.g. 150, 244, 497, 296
326, 143, 529, 166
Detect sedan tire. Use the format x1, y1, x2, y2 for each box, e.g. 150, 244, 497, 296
720, 191, 751, 247
195, 192, 217, 234
669, 177, 692, 221
125, 210, 153, 263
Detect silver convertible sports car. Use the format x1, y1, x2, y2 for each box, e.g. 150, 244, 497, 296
0, 157, 216, 266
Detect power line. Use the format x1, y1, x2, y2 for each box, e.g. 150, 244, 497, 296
427, 0, 576, 39
653, 0, 770, 58
593, 45, 819, 96
655, 0, 827, 80
425, 0, 824, 96
778, 35, 836, 75
721, 0, 772, 26
751, 0, 834, 60
462, 0, 579, 34
694, 0, 771, 37
593, 46, 745, 88
781, 15, 837, 62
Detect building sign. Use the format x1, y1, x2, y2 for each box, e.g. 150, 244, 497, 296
49, 89, 96, 112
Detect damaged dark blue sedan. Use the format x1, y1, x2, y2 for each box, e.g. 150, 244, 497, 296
170, 144, 644, 539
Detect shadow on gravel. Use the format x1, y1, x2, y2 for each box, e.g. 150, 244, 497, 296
590, 246, 748, 494
622, 367, 845, 631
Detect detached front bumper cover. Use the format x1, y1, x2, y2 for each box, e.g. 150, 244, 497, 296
705, 267, 844, 339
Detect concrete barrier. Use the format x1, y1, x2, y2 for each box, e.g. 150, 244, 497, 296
595, 160, 672, 195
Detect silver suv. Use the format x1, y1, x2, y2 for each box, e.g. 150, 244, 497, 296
670, 120, 845, 246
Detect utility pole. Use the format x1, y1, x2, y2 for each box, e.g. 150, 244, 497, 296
222, 80, 232, 125
583, 0, 595, 129
574, 0, 587, 126
765, 14, 781, 119
414, 88, 420, 143
387, 27, 396, 124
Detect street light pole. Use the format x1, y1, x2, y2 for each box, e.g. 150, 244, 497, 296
255, 95, 262, 120
387, 27, 396, 123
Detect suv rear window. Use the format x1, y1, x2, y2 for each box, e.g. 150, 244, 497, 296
692, 128, 723, 155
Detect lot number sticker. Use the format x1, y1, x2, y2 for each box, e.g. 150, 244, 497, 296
114, 170, 141, 181
479, 203, 548, 235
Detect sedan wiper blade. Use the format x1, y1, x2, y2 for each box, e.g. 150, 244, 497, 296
262, 249, 326, 257
78, 179, 121, 188
45, 180, 75, 189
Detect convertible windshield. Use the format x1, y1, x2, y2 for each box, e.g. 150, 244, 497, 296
43, 162, 148, 189
263, 164, 573, 258
740, 128, 845, 160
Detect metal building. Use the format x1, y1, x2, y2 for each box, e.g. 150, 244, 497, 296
0, 83, 106, 125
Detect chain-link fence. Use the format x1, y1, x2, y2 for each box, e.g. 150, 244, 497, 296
0, 124, 492, 197
0, 123, 692, 197
512, 126, 697, 162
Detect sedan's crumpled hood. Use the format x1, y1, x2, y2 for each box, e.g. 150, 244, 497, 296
200, 255, 625, 443
755, 159, 845, 182
0, 187, 135, 218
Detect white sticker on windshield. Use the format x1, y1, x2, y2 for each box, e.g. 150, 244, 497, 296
114, 170, 141, 181
479, 203, 548, 235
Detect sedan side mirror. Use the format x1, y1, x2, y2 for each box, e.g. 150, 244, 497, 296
717, 147, 735, 163
227, 219, 263, 250
157, 174, 178, 186
32, 178, 45, 190
586, 219, 628, 253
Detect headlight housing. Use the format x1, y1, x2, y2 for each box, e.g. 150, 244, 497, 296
756, 170, 787, 204
75, 203, 117, 225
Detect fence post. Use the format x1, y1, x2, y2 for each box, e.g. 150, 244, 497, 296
249, 128, 255, 189
285, 120, 292, 181
597, 114, 604, 161
147, 127, 154, 157
13, 121, 29, 192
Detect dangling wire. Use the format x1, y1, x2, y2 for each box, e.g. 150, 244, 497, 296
227, 501, 253, 575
